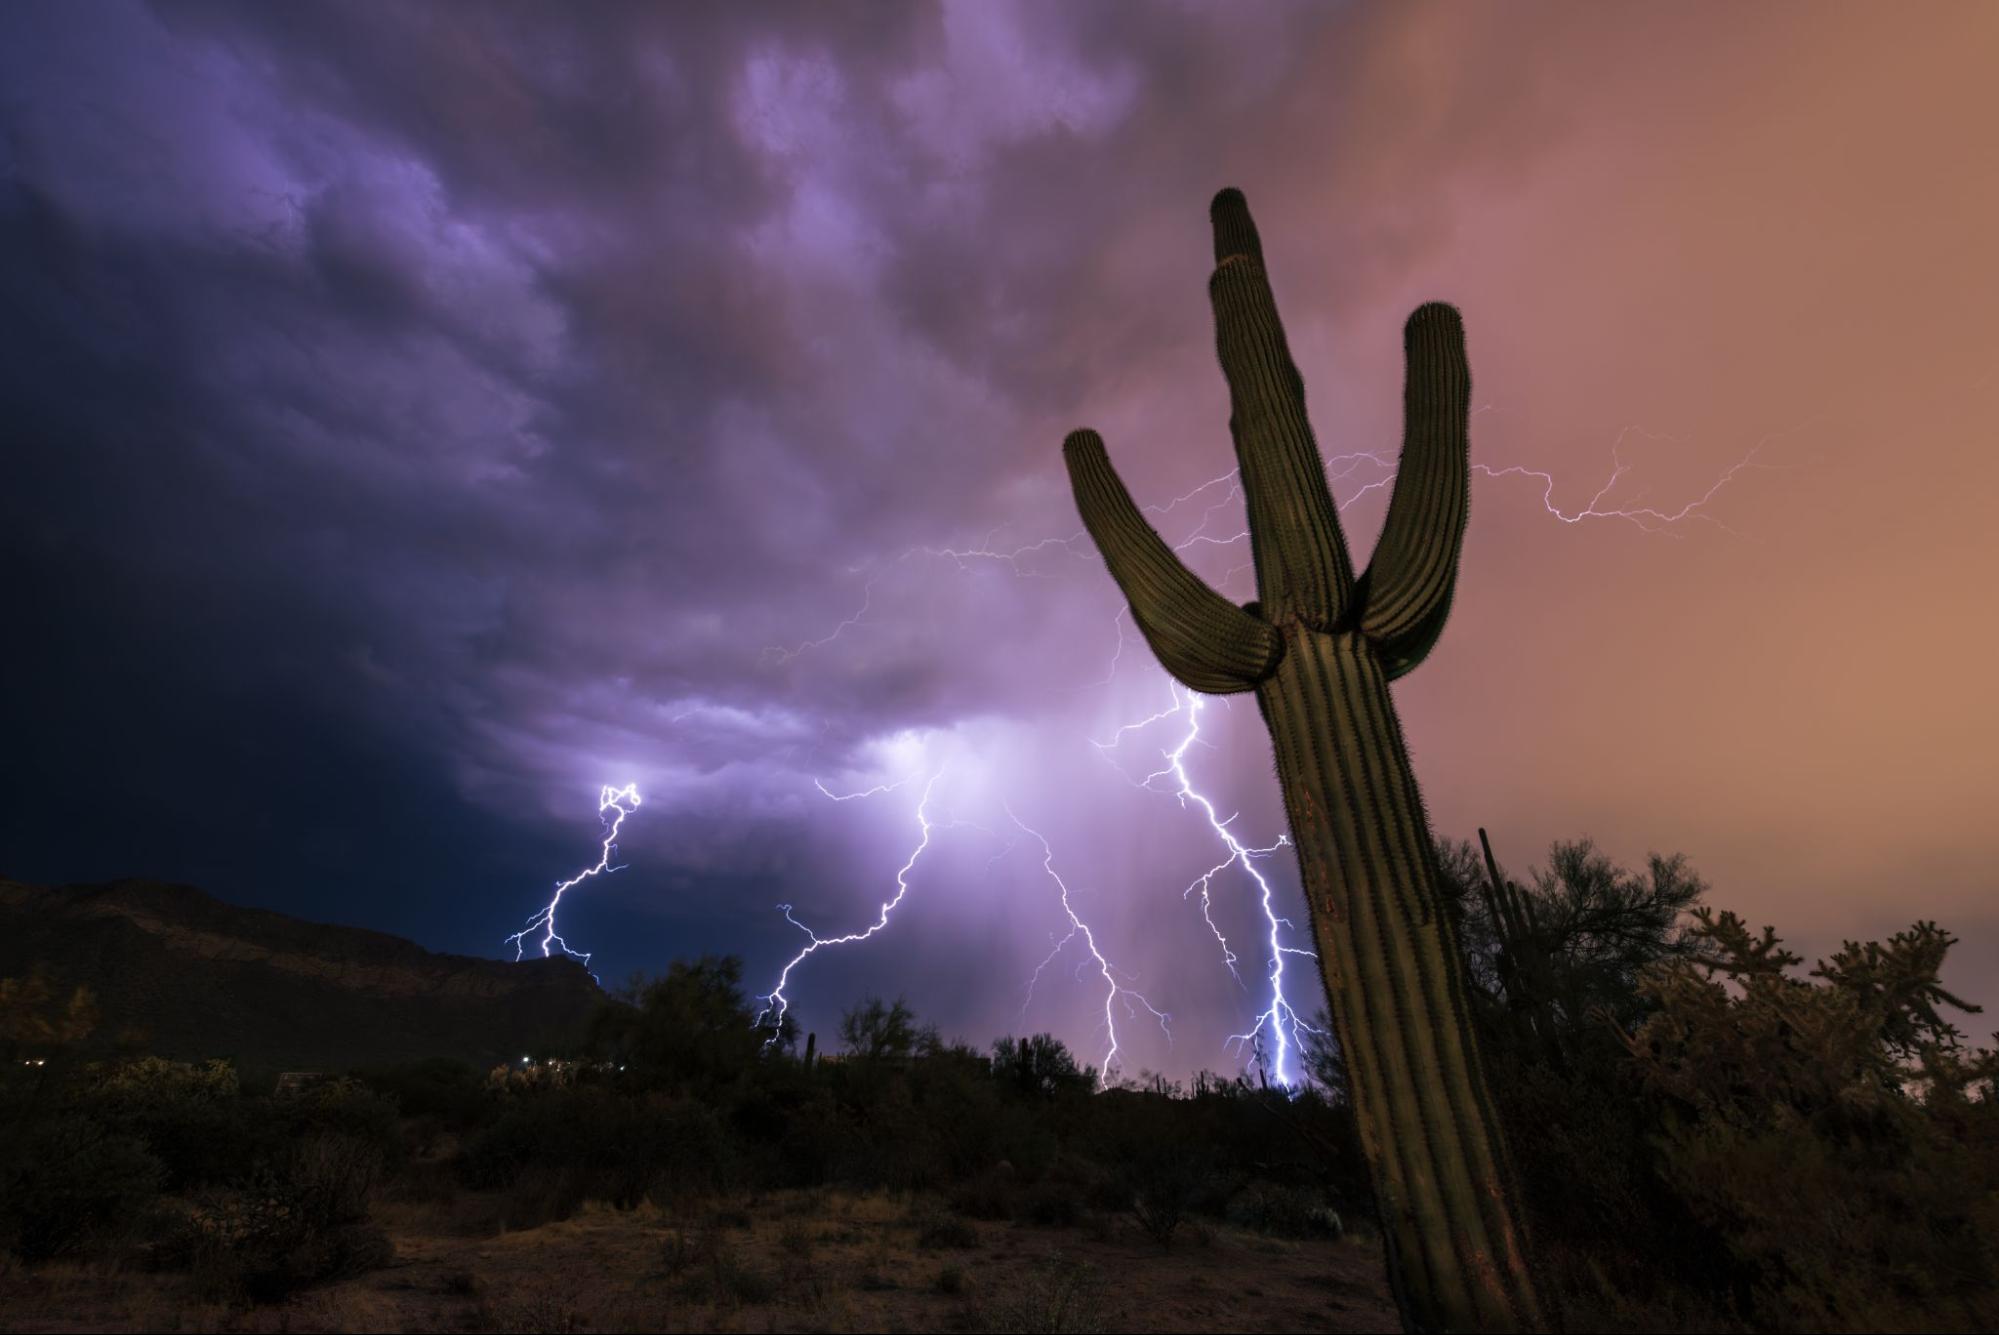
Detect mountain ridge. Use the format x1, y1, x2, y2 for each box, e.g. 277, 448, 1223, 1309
0, 876, 607, 1073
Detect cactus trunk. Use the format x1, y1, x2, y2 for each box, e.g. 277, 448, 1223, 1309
1259, 627, 1538, 1331
1061, 188, 1545, 1332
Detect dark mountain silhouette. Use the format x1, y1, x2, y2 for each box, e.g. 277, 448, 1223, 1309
0, 876, 604, 1074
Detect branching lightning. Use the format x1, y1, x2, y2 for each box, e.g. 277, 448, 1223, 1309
760, 765, 1168, 1083
1094, 684, 1317, 1086
506, 783, 642, 979
1005, 805, 1171, 1088
766, 412, 1809, 661
1466, 411, 1815, 539
757, 771, 947, 1037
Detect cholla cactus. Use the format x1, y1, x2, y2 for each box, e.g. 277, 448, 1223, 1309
1063, 189, 1543, 1333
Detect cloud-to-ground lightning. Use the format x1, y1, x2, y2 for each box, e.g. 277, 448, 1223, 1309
759, 763, 1169, 1082
756, 771, 945, 1038
506, 783, 643, 978
1005, 804, 1172, 1088
1094, 684, 1318, 1087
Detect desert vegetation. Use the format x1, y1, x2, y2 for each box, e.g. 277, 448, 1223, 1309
2, 835, 1996, 1332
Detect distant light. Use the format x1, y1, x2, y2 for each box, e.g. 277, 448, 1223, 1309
522, 1055, 532, 1064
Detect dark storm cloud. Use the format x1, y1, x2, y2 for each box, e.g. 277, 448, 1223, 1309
6, 1, 1992, 1072
2, 0, 1294, 945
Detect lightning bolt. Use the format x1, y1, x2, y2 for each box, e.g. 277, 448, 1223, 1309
1005, 805, 1171, 1089
1094, 683, 1317, 1087
756, 771, 948, 1038
761, 576, 880, 665
772, 409, 1813, 661
813, 776, 915, 802
1467, 411, 1815, 539
506, 782, 642, 979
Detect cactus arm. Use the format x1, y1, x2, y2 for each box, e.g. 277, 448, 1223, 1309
1064, 429, 1283, 695
1360, 303, 1473, 682
1207, 189, 1357, 631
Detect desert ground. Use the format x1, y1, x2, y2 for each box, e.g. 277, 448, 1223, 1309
0, 1183, 1399, 1334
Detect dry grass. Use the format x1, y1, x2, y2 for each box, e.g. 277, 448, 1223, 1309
0, 1186, 1400, 1333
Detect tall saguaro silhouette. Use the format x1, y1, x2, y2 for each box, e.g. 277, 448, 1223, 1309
1063, 189, 1544, 1334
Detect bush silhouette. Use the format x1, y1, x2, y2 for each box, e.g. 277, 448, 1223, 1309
1619, 909, 1999, 1331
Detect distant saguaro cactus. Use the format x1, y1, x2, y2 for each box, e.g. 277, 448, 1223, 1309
1063, 189, 1544, 1333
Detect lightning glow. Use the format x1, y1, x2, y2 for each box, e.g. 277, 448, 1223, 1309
505, 783, 643, 978
1006, 805, 1172, 1088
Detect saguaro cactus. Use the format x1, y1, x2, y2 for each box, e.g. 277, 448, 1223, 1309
1063, 189, 1544, 1334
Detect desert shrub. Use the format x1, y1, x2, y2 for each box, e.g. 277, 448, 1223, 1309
1126, 1152, 1197, 1248
1224, 1181, 1341, 1237
1, 1116, 163, 1260
990, 1114, 1060, 1183
840, 995, 934, 1064
1431, 834, 1748, 1319
831, 1080, 944, 1190
271, 1076, 405, 1172
644, 1096, 742, 1202
354, 1056, 487, 1127
284, 1130, 384, 1226
592, 956, 766, 1095
168, 1132, 391, 1301
772, 1093, 844, 1186
458, 1089, 585, 1190
1483, 1025, 1731, 1316
909, 1044, 1017, 1179
1621, 909, 1999, 1332
992, 1034, 1093, 1101
460, 1086, 737, 1210
77, 1056, 251, 1190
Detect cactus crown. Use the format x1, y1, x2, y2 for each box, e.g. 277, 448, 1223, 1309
1063, 187, 1470, 691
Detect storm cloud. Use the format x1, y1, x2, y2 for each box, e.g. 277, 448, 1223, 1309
4, 2, 1995, 1076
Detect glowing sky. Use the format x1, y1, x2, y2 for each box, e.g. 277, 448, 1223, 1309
4, 2, 1996, 1080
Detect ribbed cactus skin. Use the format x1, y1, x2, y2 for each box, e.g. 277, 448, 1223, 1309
1063, 189, 1545, 1333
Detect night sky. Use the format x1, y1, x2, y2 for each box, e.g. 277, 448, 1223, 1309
5, 2, 1996, 1081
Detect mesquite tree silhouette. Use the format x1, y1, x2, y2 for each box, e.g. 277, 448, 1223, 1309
1063, 189, 1543, 1333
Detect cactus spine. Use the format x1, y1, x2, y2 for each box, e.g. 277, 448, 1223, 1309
1063, 189, 1544, 1333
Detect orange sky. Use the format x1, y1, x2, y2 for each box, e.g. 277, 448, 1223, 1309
1318, 2, 1999, 1019
1068, 2, 1999, 1035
